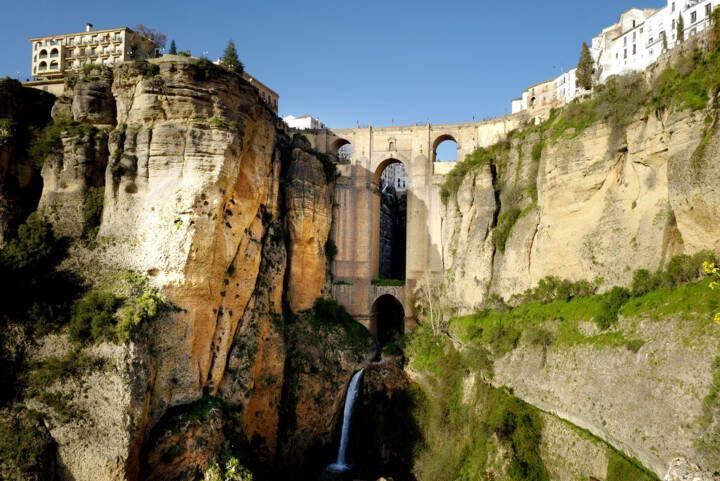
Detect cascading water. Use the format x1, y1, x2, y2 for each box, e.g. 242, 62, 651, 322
326, 368, 365, 473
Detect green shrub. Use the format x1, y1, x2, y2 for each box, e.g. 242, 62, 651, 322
606, 451, 658, 481
191, 58, 220, 81
493, 206, 522, 253
311, 298, 372, 351
595, 287, 631, 330
314, 151, 336, 183
84, 186, 104, 232
625, 339, 645, 353
25, 348, 102, 397
0, 410, 54, 480
133, 59, 159, 78
0, 212, 54, 271
116, 292, 165, 343
324, 238, 337, 264
382, 342, 402, 356
631, 268, 661, 296
440, 146, 497, 205
371, 278, 405, 286
68, 292, 121, 344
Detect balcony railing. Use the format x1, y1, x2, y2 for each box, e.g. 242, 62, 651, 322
50, 53, 59, 58
38, 54, 47, 59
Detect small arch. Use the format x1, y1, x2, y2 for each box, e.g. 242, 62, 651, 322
331, 138, 352, 162
389, 141, 395, 151
50, 48, 59, 58
370, 294, 405, 345
38, 61, 48, 71
39, 49, 48, 59
50, 60, 59, 70
432, 134, 458, 162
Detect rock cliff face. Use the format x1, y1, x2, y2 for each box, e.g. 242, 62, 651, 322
442, 107, 719, 309
0, 62, 354, 481
0, 79, 54, 245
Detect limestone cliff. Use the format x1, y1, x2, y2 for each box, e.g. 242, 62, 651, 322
441, 106, 720, 309
0, 61, 353, 481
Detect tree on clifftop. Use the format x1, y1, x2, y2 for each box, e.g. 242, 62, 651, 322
133, 23, 167, 49
677, 14, 685, 42
576, 42, 594, 90
221, 40, 244, 75
168, 40, 177, 55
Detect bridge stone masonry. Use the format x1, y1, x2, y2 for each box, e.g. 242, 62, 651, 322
298, 113, 529, 339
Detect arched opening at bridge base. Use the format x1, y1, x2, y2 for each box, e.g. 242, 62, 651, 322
373, 159, 407, 281
370, 295, 405, 346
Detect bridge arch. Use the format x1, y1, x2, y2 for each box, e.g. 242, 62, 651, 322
331, 138, 352, 162
370, 294, 405, 345
432, 133, 459, 162
373, 158, 408, 280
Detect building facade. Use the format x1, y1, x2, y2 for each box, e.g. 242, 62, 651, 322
283, 115, 327, 130
512, 0, 719, 114
243, 72, 279, 114
29, 24, 158, 81
380, 162, 408, 193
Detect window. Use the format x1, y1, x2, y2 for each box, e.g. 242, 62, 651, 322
633, 44, 637, 54
91, 47, 96, 55
632, 20, 636, 27
115, 46, 121, 53
81, 37, 86, 44
103, 59, 108, 66
691, 11, 697, 22
68, 38, 74, 46
650, 36, 654, 43
67, 61, 73, 68
640, 28, 643, 33
624, 36, 628, 45
115, 33, 121, 41
672, 2, 675, 12
389, 142, 395, 150
650, 49, 654, 55
633, 32, 636, 41
103, 46, 109, 54
707, 4, 712, 16
672, 19, 676, 29
624, 48, 627, 59
91, 35, 97, 43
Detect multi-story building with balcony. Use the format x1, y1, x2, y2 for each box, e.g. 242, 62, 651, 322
27, 24, 159, 94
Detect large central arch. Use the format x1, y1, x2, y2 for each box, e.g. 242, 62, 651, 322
372, 158, 407, 281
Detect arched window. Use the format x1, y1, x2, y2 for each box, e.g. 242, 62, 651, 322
39, 49, 48, 59
38, 61, 48, 71
389, 141, 395, 150
50, 48, 59, 58
50, 60, 59, 70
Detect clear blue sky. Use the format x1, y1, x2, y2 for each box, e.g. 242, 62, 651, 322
1, 0, 664, 129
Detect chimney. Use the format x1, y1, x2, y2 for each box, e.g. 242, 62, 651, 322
86, 23, 93, 32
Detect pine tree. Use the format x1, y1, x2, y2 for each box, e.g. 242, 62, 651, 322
168, 40, 177, 55
677, 14, 685, 42
221, 39, 244, 75
576, 42, 594, 91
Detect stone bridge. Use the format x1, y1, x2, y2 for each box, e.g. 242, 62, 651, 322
300, 115, 527, 339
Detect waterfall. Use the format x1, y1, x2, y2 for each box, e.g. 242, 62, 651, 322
326, 368, 365, 473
